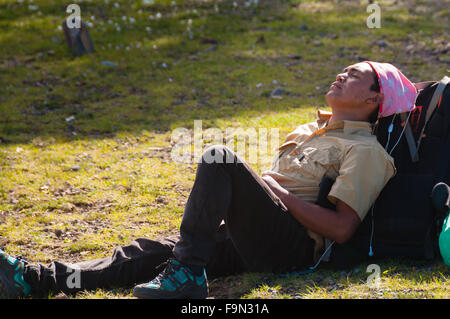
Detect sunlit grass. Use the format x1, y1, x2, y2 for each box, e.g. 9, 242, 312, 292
0, 0, 449, 299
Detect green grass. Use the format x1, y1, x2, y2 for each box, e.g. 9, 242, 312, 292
0, 0, 449, 299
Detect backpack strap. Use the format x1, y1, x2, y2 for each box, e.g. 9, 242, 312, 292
397, 81, 436, 163
414, 76, 450, 160
400, 112, 419, 162
414, 81, 435, 91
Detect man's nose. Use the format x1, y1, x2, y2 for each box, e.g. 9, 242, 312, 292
336, 73, 346, 82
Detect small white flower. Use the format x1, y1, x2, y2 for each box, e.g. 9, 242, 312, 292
256, 82, 263, 88
146, 26, 152, 32
156, 12, 162, 19
114, 2, 119, 8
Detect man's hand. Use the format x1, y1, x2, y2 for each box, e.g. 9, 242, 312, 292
261, 174, 360, 244
261, 175, 289, 201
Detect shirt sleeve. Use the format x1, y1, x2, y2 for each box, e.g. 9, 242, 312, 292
327, 144, 396, 220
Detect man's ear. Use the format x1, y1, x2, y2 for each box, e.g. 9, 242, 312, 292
366, 92, 384, 105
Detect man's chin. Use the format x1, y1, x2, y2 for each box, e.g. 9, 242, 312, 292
325, 91, 346, 111
325, 90, 337, 103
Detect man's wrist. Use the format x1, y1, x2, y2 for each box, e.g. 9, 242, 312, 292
278, 189, 291, 204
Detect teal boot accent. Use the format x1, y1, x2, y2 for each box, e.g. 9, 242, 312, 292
0, 249, 31, 299
439, 214, 450, 267
133, 259, 208, 299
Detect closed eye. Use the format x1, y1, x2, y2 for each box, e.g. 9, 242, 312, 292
343, 67, 361, 78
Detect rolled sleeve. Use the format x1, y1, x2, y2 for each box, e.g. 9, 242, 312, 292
327, 144, 396, 220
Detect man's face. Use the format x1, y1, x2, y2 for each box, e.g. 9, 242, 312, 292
326, 62, 380, 112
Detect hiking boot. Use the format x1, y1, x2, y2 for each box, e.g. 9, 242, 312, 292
0, 249, 32, 299
132, 259, 208, 299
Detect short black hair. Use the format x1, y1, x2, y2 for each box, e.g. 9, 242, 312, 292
368, 72, 380, 124
370, 72, 380, 93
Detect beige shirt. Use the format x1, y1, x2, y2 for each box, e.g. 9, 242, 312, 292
262, 110, 396, 260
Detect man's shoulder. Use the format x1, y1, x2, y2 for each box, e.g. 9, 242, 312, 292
284, 121, 319, 141
345, 137, 395, 165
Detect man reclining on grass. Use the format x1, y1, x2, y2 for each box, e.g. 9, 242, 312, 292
0, 61, 418, 299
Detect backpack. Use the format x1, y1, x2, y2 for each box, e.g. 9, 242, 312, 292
330, 76, 450, 270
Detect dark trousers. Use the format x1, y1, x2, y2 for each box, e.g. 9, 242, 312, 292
23, 145, 314, 296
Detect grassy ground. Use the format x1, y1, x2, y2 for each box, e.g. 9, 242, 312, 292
0, 0, 449, 299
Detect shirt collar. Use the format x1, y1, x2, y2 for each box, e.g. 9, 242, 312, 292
317, 109, 331, 129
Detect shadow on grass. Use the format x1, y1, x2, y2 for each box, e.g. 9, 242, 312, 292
35, 257, 447, 299
208, 257, 449, 299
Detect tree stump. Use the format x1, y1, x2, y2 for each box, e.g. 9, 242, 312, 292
62, 19, 95, 57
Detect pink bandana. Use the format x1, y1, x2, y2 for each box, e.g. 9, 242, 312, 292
364, 61, 418, 118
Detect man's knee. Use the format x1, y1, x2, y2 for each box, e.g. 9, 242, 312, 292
201, 145, 236, 164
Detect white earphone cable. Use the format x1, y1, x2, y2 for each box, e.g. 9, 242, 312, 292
369, 110, 413, 257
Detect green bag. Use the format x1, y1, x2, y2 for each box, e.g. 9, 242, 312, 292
439, 214, 450, 267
